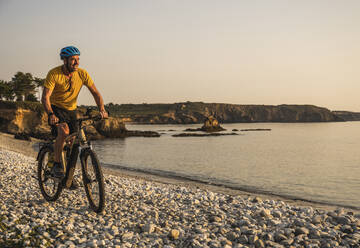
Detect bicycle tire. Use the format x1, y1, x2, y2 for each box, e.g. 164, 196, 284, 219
80, 148, 105, 213
37, 145, 63, 201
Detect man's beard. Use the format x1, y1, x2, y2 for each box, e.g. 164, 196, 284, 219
66, 63, 77, 73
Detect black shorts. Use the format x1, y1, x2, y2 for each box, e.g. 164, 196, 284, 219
50, 105, 79, 137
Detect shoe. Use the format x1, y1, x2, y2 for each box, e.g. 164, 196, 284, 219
47, 152, 55, 168
51, 162, 65, 179
69, 177, 80, 190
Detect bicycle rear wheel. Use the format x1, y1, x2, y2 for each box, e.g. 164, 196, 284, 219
37, 146, 63, 201
81, 149, 105, 213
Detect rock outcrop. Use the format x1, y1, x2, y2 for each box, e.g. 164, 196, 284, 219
200, 116, 225, 132
0, 104, 51, 140
184, 116, 226, 132
173, 133, 238, 137
94, 117, 127, 138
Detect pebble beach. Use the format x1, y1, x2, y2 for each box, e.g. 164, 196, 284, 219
1, 144, 360, 247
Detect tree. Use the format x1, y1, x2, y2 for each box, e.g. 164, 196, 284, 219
25, 94, 38, 102
0, 80, 7, 99
34, 77, 45, 88
34, 77, 45, 101
11, 72, 37, 101
1, 72, 45, 102
0, 80, 15, 101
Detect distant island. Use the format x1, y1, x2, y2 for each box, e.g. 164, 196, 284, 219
99, 102, 345, 124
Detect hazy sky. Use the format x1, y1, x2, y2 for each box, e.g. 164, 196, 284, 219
0, 0, 359, 111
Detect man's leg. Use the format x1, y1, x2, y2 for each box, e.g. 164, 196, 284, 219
52, 123, 69, 177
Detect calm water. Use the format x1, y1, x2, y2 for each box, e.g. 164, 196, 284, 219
92, 122, 360, 208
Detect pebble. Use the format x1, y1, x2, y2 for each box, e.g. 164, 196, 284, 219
169, 229, 180, 239
295, 227, 309, 236
0, 149, 359, 247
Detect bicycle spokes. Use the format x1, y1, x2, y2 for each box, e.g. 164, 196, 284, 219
81, 149, 105, 213
38, 146, 63, 201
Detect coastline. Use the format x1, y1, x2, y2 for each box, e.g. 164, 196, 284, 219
0, 131, 357, 213
1, 132, 360, 247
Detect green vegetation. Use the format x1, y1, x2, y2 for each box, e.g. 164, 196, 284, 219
0, 72, 44, 102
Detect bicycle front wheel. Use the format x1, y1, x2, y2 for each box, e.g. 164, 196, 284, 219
37, 146, 63, 201
81, 149, 105, 213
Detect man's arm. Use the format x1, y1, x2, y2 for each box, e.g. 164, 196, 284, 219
41, 87, 58, 125
87, 84, 108, 118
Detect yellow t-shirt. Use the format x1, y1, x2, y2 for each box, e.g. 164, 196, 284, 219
44, 66, 94, 110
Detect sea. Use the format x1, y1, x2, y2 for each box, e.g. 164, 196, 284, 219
91, 122, 360, 209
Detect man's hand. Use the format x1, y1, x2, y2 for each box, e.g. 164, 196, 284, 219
48, 114, 59, 125
99, 109, 108, 119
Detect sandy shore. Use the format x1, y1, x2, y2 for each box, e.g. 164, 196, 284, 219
0, 132, 357, 214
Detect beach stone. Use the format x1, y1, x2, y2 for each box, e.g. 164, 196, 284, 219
210, 215, 222, 222
252, 197, 263, 203
259, 209, 272, 218
97, 240, 106, 246
281, 238, 294, 246
143, 223, 156, 233
335, 208, 345, 216
238, 234, 248, 244
309, 229, 321, 239
121, 232, 133, 241
226, 232, 238, 241
295, 227, 309, 236
237, 219, 250, 226
254, 238, 265, 248
169, 229, 180, 239
341, 225, 353, 234
293, 219, 305, 227
336, 216, 351, 225
248, 234, 259, 244
65, 241, 75, 246
275, 233, 287, 242
312, 215, 322, 224
265, 241, 284, 248
272, 210, 282, 218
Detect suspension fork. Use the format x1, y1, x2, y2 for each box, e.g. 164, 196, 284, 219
80, 145, 93, 183
64, 144, 80, 188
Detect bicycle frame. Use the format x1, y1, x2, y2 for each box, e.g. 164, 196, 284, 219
37, 115, 100, 188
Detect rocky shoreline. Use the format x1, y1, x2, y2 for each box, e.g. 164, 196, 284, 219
1, 147, 360, 247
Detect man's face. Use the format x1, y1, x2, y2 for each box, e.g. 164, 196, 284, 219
64, 55, 79, 72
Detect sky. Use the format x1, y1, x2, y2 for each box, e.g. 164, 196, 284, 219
0, 0, 359, 111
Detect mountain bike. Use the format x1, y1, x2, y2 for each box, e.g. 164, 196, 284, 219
36, 115, 105, 213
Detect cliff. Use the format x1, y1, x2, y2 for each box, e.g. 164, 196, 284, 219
332, 111, 360, 121
105, 102, 344, 124
0, 101, 50, 140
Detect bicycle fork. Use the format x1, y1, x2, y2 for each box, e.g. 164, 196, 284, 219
64, 144, 80, 188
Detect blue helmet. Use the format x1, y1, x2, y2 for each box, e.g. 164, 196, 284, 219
60, 46, 80, 59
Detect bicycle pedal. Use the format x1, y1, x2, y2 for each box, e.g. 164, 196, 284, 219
48, 173, 65, 182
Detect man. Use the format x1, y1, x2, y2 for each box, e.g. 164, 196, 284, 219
42, 46, 108, 181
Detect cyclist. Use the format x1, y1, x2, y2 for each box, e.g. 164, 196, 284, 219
41, 46, 108, 183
